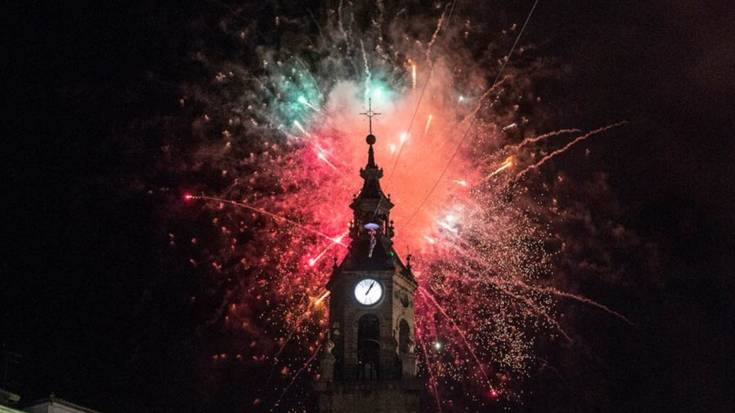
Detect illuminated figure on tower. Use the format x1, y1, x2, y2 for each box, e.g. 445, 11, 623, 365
315, 102, 421, 412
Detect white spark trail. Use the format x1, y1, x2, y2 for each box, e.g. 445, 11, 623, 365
515, 121, 628, 179
506, 128, 582, 151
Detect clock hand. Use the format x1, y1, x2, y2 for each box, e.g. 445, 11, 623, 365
365, 282, 375, 296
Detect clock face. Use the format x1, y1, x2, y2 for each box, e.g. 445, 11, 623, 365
354, 278, 383, 306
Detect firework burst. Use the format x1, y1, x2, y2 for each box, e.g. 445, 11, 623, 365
165, 1, 629, 411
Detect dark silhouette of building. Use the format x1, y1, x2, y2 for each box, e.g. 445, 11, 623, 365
0, 390, 102, 413
315, 110, 420, 412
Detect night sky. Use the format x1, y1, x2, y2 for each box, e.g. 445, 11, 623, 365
4, 1, 734, 412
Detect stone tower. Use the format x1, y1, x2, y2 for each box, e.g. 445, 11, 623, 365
315, 115, 420, 412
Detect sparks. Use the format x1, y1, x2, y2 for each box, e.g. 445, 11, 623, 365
487, 156, 514, 178
313, 290, 331, 306
170, 2, 632, 410
437, 213, 460, 233
308, 231, 348, 267
297, 95, 321, 112
293, 120, 309, 136
424, 114, 433, 135
316, 150, 338, 170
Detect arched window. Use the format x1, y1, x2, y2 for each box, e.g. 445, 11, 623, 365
399, 319, 411, 354
357, 314, 380, 380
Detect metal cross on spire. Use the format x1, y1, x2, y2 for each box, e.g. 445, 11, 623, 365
359, 97, 381, 135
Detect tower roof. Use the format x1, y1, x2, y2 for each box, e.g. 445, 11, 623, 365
351, 138, 393, 210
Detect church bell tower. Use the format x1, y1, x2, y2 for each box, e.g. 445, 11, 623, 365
315, 104, 420, 412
